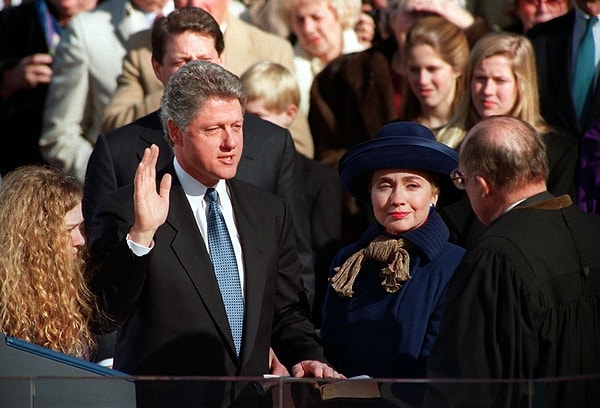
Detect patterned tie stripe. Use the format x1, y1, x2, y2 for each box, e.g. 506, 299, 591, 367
205, 188, 244, 356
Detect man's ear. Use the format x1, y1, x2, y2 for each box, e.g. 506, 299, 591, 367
166, 119, 181, 145
475, 175, 490, 197
151, 57, 163, 83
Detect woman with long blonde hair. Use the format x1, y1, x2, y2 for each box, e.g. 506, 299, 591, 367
437, 31, 553, 149
400, 15, 470, 133
438, 31, 578, 247
0, 165, 99, 358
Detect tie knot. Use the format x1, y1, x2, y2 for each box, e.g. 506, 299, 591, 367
205, 188, 218, 203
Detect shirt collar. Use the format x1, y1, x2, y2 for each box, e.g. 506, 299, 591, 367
174, 157, 227, 200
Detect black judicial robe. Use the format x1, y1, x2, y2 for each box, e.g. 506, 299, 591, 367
424, 193, 600, 408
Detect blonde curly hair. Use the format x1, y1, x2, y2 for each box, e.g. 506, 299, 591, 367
0, 166, 97, 358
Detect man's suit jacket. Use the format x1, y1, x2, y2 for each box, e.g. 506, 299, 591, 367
0, 1, 47, 175
528, 10, 600, 137
297, 154, 343, 327
89, 166, 325, 407
84, 110, 315, 303
100, 11, 315, 158
40, 0, 150, 183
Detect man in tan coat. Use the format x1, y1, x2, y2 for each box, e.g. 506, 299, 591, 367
101, 0, 315, 158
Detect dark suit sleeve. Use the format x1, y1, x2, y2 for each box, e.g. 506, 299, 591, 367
268, 194, 327, 367
83, 132, 119, 232
274, 129, 316, 308
88, 186, 144, 328
302, 156, 343, 326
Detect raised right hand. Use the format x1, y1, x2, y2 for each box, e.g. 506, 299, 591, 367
128, 144, 172, 247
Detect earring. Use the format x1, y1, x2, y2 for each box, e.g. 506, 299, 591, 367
430, 203, 435, 210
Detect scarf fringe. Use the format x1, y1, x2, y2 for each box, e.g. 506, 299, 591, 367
329, 236, 411, 298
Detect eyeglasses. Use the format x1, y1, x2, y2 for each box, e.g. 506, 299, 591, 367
450, 168, 471, 190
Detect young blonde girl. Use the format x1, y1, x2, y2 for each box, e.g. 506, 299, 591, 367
0, 166, 100, 358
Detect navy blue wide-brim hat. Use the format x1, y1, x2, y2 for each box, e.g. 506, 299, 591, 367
339, 121, 459, 203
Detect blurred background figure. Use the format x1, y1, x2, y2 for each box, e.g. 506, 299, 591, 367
400, 15, 469, 134
504, 0, 571, 33
527, 0, 600, 216
310, 0, 487, 172
527, 0, 600, 140
280, 0, 369, 116
464, 0, 514, 30
0, 0, 96, 177
40, 0, 173, 184
242, 0, 375, 47
359, 0, 396, 45
240, 60, 343, 327
0, 0, 20, 9
0, 165, 101, 360
577, 115, 600, 213
100, 0, 316, 158
438, 31, 578, 247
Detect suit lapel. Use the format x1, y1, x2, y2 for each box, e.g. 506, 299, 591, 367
228, 180, 269, 366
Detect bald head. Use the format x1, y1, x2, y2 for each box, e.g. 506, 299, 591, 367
458, 116, 549, 225
460, 116, 549, 192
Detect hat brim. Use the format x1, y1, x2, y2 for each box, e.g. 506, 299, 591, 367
339, 136, 459, 204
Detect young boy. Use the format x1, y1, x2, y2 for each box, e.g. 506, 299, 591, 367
241, 61, 303, 132
240, 61, 343, 327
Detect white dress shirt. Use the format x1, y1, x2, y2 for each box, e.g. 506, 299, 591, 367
127, 158, 246, 294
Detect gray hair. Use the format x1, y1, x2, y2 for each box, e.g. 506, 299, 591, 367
160, 60, 247, 145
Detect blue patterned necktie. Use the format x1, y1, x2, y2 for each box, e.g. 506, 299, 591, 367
205, 188, 244, 356
572, 16, 598, 125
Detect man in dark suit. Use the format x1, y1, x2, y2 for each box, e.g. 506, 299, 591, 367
527, 0, 600, 138
84, 7, 315, 310
88, 59, 341, 407
424, 116, 600, 408
527, 0, 600, 213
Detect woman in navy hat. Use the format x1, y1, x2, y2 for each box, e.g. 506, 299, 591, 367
319, 121, 465, 405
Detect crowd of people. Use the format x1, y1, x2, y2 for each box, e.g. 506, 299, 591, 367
1, 0, 600, 406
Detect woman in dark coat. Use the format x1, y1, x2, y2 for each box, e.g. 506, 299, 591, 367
320, 121, 465, 406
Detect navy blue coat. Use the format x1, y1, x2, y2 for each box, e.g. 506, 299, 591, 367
321, 210, 464, 380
